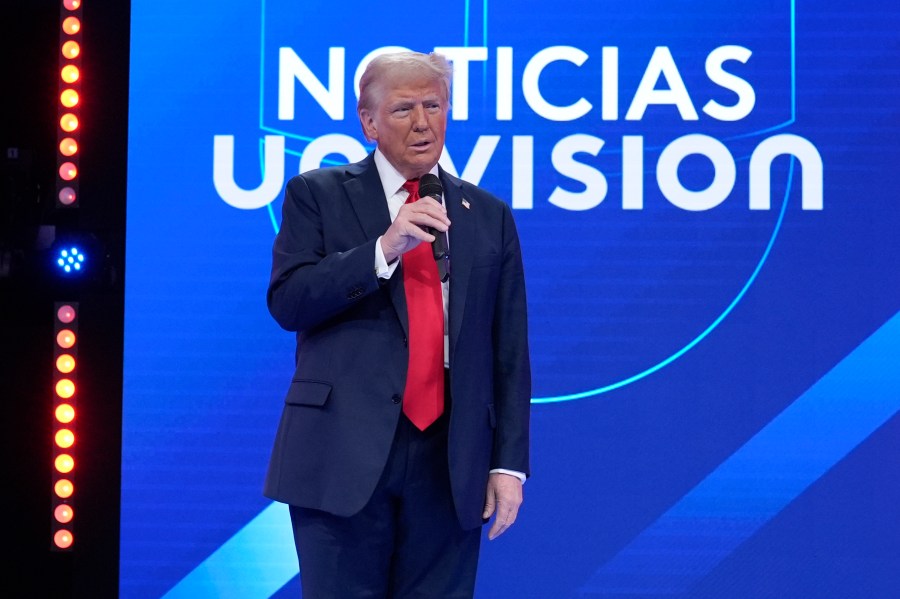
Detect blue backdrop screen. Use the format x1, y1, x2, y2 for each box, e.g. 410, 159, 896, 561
123, 1, 900, 597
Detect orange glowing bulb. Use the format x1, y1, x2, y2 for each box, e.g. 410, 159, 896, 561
57, 354, 76, 373
62, 40, 81, 58
60, 89, 79, 108
56, 429, 75, 449
57, 329, 76, 348
61, 65, 79, 83
62, 41, 80, 59
60, 137, 78, 156
59, 162, 78, 181
56, 403, 76, 424
57, 305, 77, 323
62, 17, 81, 35
54, 504, 74, 523
55, 479, 74, 499
60, 113, 79, 132
54, 529, 74, 549
56, 379, 75, 399
55, 454, 75, 474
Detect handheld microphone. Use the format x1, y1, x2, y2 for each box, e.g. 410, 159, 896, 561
418, 173, 450, 282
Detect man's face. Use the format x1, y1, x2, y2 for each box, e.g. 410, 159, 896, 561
359, 77, 448, 180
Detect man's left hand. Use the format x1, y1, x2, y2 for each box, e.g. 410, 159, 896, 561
483, 472, 523, 540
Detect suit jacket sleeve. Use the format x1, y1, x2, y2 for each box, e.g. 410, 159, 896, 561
267, 173, 381, 333
490, 200, 532, 478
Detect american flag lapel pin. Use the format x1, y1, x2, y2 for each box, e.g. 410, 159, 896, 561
461, 198, 471, 210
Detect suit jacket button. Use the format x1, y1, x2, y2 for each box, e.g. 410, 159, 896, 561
391, 394, 401, 404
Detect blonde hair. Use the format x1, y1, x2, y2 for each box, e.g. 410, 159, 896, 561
357, 51, 452, 113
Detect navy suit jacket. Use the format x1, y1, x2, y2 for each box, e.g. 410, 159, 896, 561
263, 153, 531, 529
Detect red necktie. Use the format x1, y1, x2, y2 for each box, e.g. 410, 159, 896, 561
401, 179, 445, 430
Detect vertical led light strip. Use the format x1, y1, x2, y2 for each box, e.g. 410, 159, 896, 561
57, 0, 83, 208
51, 303, 79, 550
52, 0, 84, 552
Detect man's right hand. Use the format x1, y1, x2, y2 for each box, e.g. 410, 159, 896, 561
380, 196, 450, 264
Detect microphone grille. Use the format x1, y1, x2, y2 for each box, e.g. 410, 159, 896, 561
418, 173, 443, 198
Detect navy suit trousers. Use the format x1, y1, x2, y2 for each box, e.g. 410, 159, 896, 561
289, 374, 482, 598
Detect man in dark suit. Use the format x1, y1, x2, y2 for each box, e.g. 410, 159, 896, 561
264, 51, 531, 598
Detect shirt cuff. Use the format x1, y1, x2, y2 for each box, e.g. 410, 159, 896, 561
374, 236, 398, 279
489, 468, 526, 484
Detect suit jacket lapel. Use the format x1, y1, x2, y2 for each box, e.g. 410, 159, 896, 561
441, 168, 474, 361
343, 154, 391, 240
343, 154, 409, 337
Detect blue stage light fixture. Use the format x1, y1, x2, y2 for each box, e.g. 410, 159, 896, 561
46, 232, 109, 287
56, 246, 86, 274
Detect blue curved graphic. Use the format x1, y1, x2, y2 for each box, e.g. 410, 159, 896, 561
254, 0, 802, 405
533, 0, 799, 403
532, 156, 796, 404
